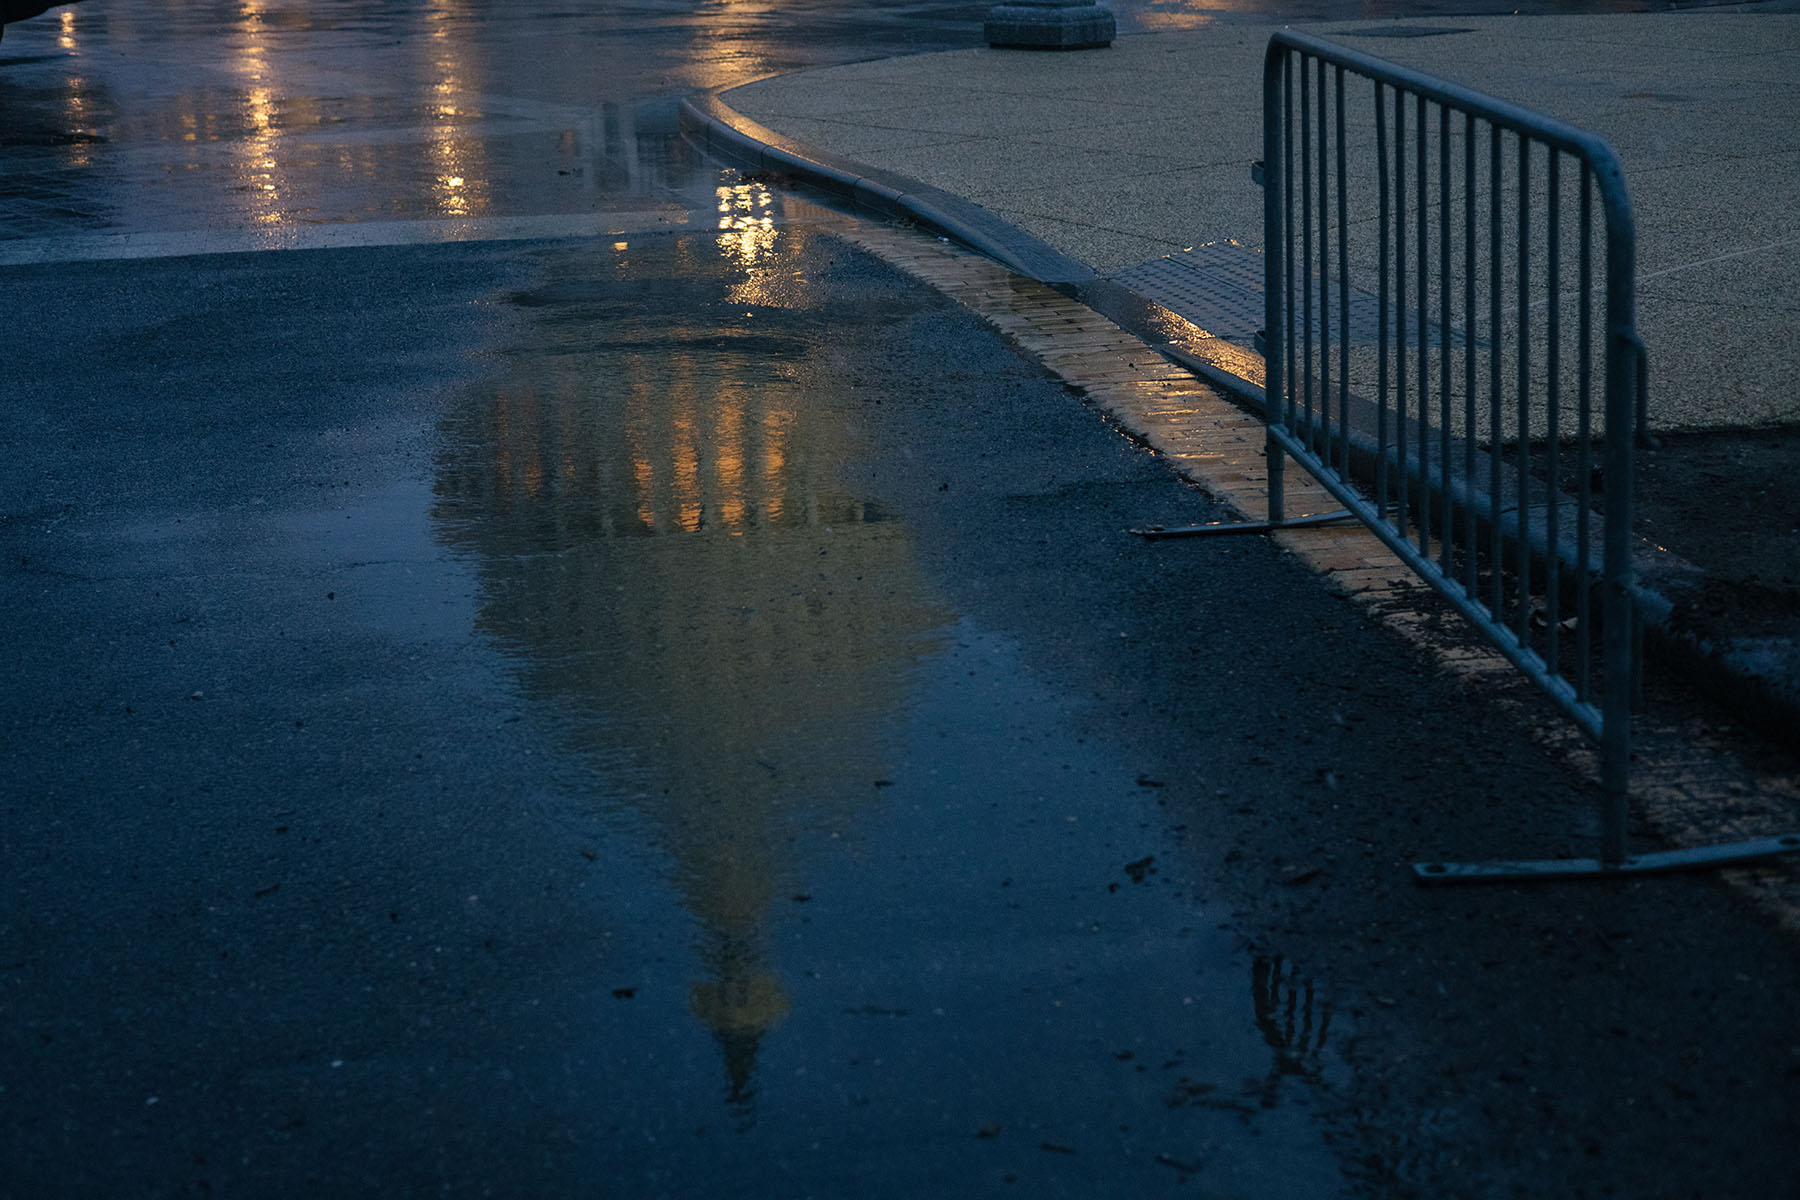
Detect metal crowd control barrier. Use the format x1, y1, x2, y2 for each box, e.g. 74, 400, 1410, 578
1147, 31, 1800, 882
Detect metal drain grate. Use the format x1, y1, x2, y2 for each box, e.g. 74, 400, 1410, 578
1110, 242, 1268, 344
1109, 240, 1471, 350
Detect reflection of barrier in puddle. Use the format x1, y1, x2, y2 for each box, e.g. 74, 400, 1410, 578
431, 225, 947, 1118
1163, 954, 1337, 1117
1251, 955, 1333, 1108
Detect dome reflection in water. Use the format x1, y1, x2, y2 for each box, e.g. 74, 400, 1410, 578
432, 208, 948, 1111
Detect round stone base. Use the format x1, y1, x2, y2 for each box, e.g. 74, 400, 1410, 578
984, 0, 1115, 50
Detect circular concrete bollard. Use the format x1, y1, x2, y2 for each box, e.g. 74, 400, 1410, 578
984, 0, 1115, 50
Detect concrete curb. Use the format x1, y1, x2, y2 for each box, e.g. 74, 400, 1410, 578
679, 92, 1800, 744
678, 92, 1094, 285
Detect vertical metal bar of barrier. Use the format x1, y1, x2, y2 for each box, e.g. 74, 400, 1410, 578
1439, 103, 1453, 577
1301, 61, 1314, 451
1265, 48, 1288, 525
1632, 344, 1649, 709
1463, 112, 1478, 595
1516, 137, 1532, 643
1282, 54, 1295, 523
1395, 91, 1409, 540
1376, 83, 1391, 516
1417, 94, 1431, 558
1546, 151, 1563, 676
1489, 125, 1504, 619
1317, 58, 1331, 461
1577, 167, 1595, 702
1337, 67, 1351, 480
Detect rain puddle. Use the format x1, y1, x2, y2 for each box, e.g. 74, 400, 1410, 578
425, 198, 1354, 1194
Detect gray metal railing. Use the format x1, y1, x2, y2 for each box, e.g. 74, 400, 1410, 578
1268, 32, 1641, 880
1148, 32, 1800, 881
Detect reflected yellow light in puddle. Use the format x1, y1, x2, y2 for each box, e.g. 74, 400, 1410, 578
227, 0, 288, 224
714, 387, 747, 527
420, 0, 491, 219
717, 182, 777, 268
57, 8, 77, 52
243, 88, 284, 220
60, 74, 94, 167
613, 338, 786, 535
676, 0, 775, 91
633, 458, 657, 530
431, 134, 483, 216
626, 357, 659, 532
760, 408, 790, 525
671, 374, 704, 534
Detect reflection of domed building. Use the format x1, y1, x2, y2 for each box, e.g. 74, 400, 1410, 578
432, 208, 947, 1107
690, 935, 790, 1105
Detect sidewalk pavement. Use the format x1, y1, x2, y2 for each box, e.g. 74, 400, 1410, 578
684, 12, 1800, 738
725, 14, 1800, 431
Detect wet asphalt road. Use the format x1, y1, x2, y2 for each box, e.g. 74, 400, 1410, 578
4, 210, 1366, 1196
6, 1, 1800, 1196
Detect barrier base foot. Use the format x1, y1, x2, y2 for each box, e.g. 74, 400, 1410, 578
1413, 833, 1800, 884
1130, 509, 1356, 539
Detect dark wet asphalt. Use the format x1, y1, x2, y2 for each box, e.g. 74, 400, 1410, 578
3, 213, 1368, 1196
5, 0, 1791, 1195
